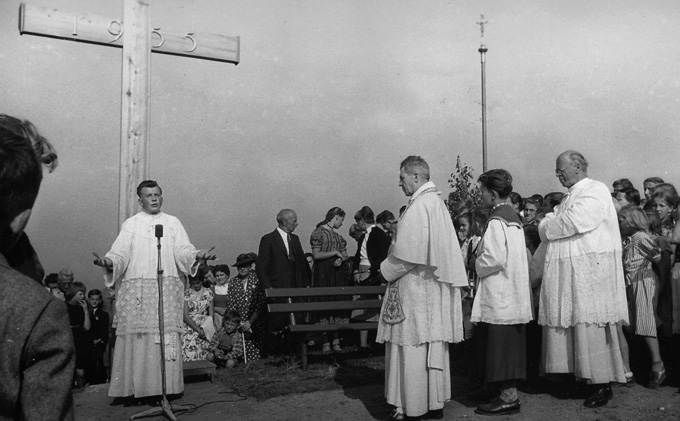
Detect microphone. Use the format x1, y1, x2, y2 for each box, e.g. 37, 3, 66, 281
155, 224, 163, 238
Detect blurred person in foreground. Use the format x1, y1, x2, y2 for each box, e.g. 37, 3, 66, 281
0, 115, 75, 420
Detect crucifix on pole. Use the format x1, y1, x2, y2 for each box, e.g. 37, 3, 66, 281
476, 14, 488, 173
19, 1, 240, 228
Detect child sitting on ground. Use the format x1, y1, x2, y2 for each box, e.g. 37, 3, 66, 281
207, 310, 244, 368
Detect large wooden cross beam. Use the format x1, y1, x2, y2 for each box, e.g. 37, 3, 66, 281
19, 2, 240, 227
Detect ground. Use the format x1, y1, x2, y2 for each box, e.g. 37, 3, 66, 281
74, 349, 680, 421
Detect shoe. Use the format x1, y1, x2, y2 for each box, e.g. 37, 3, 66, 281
625, 373, 636, 387
421, 408, 444, 419
384, 409, 405, 421
617, 373, 635, 387
109, 396, 132, 406
647, 368, 666, 389
333, 343, 342, 352
583, 386, 613, 408
322, 343, 331, 354
475, 397, 520, 416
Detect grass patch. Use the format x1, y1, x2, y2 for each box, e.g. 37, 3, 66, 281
212, 346, 385, 401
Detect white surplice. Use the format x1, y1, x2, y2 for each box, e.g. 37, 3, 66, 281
472, 216, 533, 325
538, 178, 628, 383
104, 211, 199, 397
377, 181, 467, 417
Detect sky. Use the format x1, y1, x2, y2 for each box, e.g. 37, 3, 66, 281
1, 0, 680, 294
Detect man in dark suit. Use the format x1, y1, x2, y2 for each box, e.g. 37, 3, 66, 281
352, 207, 391, 349
353, 206, 391, 285
256, 209, 311, 353
0, 115, 75, 420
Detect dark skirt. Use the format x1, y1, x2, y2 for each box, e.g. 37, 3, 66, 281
310, 259, 351, 322
476, 322, 526, 383
72, 327, 94, 370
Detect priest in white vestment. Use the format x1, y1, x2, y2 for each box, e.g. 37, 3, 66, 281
94, 180, 214, 401
377, 156, 467, 420
538, 151, 628, 408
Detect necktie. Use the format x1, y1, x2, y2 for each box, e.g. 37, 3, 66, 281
287, 233, 295, 262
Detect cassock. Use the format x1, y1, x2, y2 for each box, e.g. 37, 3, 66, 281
538, 177, 628, 383
103, 211, 199, 397
377, 181, 467, 417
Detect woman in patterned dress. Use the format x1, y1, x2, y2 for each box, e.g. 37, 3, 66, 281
310, 207, 350, 353
182, 275, 214, 362
226, 253, 266, 362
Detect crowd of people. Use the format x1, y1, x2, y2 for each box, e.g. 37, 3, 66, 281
449, 152, 679, 417
3, 111, 680, 421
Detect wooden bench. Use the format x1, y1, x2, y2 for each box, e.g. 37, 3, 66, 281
183, 359, 216, 382
266, 285, 386, 369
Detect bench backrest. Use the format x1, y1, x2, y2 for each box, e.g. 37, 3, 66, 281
265, 285, 386, 299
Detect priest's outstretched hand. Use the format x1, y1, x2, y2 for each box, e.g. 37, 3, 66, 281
196, 246, 217, 262
92, 252, 113, 268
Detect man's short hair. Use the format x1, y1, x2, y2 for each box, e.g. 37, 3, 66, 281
618, 188, 641, 207
565, 150, 588, 172
0, 114, 58, 172
400, 155, 430, 180
0, 125, 43, 224
276, 209, 295, 225
478, 169, 513, 199
376, 210, 397, 225
136, 180, 162, 197
88, 289, 103, 298
354, 206, 375, 224
44, 272, 59, 287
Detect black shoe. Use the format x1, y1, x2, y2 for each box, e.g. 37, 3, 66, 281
583, 386, 612, 408
109, 396, 132, 406
122, 397, 146, 407
475, 397, 520, 416
421, 408, 444, 419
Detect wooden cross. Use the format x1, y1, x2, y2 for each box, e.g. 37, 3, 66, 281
19, 2, 240, 228
476, 14, 488, 38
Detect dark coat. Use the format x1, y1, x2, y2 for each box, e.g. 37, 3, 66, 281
0, 254, 75, 421
352, 227, 391, 276
256, 229, 310, 289
365, 227, 391, 276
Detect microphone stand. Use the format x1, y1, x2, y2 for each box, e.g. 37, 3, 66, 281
130, 229, 191, 420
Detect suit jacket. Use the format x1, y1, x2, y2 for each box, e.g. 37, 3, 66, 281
0, 254, 75, 421
256, 229, 310, 289
90, 307, 110, 358
366, 227, 391, 276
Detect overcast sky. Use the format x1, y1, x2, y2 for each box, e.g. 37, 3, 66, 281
1, 0, 679, 292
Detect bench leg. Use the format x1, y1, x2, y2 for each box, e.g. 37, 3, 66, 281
301, 342, 308, 370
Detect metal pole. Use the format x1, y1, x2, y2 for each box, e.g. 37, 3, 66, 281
479, 44, 488, 173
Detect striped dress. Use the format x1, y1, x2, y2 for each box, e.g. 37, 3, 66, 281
623, 231, 662, 337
